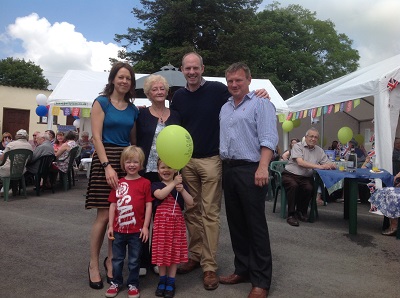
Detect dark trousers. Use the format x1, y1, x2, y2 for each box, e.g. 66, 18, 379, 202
222, 161, 272, 289
281, 170, 314, 216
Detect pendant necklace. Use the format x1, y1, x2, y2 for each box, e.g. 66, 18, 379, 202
152, 106, 165, 123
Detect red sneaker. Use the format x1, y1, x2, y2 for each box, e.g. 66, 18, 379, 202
105, 282, 119, 297
128, 285, 140, 298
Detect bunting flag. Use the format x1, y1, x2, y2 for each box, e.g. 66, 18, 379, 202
278, 114, 286, 123
291, 113, 296, 120
303, 110, 308, 118
311, 108, 317, 118
308, 109, 312, 117
299, 110, 304, 118
81, 108, 91, 118
354, 98, 360, 108
345, 100, 352, 112
71, 107, 80, 117
52, 106, 60, 116
339, 102, 345, 112
327, 105, 333, 114
63, 107, 71, 116
295, 111, 300, 120
334, 104, 340, 113
286, 112, 293, 120
387, 78, 399, 91
316, 107, 322, 117
323, 106, 328, 114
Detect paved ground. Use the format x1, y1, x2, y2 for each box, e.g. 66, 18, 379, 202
1, 174, 399, 298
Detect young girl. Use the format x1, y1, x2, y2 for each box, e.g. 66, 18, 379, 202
106, 146, 153, 298
151, 160, 194, 298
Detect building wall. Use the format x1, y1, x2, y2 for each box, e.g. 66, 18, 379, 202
0, 85, 67, 136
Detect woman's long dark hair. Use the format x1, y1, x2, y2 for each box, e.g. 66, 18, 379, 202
101, 62, 136, 103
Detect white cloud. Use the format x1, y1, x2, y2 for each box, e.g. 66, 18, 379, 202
3, 13, 122, 88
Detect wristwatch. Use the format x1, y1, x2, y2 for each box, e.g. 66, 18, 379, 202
102, 161, 110, 168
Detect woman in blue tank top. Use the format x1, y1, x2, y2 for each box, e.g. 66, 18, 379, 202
86, 62, 139, 290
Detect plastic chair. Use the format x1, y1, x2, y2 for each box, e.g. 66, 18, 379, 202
0, 149, 33, 201
34, 154, 55, 196
270, 161, 288, 218
57, 146, 80, 191
309, 171, 325, 222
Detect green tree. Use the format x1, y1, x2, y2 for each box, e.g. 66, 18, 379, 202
0, 57, 50, 90
116, 0, 359, 98
115, 0, 262, 74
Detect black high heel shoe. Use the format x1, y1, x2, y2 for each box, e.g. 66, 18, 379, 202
104, 257, 113, 284
88, 263, 103, 290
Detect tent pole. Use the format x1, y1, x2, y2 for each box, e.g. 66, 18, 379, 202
47, 104, 54, 130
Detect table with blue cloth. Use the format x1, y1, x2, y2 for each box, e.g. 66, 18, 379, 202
314, 168, 394, 234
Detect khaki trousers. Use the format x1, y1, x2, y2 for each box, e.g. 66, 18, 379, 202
182, 155, 222, 272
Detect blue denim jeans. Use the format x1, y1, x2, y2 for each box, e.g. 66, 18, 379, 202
112, 232, 142, 287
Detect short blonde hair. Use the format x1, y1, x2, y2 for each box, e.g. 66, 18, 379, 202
143, 74, 169, 99
120, 145, 145, 170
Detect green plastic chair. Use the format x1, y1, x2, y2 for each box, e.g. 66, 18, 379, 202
34, 154, 56, 196
0, 148, 33, 201
270, 161, 288, 218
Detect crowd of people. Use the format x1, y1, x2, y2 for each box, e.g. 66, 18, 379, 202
0, 128, 94, 195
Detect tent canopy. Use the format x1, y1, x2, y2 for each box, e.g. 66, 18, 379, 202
285, 54, 400, 173
48, 70, 288, 113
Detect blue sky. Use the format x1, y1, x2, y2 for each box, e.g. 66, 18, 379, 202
1, 0, 400, 89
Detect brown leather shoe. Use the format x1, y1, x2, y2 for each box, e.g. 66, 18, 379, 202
203, 271, 219, 290
248, 287, 268, 298
286, 216, 299, 227
219, 273, 248, 284
177, 259, 200, 274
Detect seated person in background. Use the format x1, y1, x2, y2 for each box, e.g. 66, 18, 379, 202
368, 172, 400, 236
53, 131, 78, 173
392, 138, 400, 174
281, 138, 300, 161
282, 127, 335, 227
0, 129, 33, 177
328, 140, 338, 150
0, 132, 13, 151
25, 132, 55, 175
53, 131, 65, 153
343, 138, 367, 162
29, 131, 41, 150
77, 131, 94, 159
45, 130, 56, 144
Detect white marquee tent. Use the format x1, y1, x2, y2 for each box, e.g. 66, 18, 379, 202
47, 70, 288, 136
48, 70, 288, 112
285, 54, 400, 173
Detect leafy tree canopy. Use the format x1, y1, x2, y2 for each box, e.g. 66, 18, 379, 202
115, 0, 359, 98
0, 57, 50, 90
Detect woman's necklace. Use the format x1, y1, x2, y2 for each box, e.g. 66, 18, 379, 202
151, 106, 166, 123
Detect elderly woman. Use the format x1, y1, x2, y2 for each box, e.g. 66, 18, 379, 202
135, 74, 181, 275
78, 131, 94, 160
136, 74, 181, 182
369, 172, 400, 236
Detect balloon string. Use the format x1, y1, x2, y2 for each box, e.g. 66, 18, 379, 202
172, 170, 179, 215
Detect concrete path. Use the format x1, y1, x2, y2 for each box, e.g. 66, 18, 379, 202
1, 175, 399, 297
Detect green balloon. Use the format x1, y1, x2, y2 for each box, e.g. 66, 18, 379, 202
156, 125, 193, 170
282, 120, 294, 132
354, 134, 364, 145
292, 119, 301, 128
337, 127, 353, 144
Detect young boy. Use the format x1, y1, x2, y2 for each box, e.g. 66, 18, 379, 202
105, 146, 153, 298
